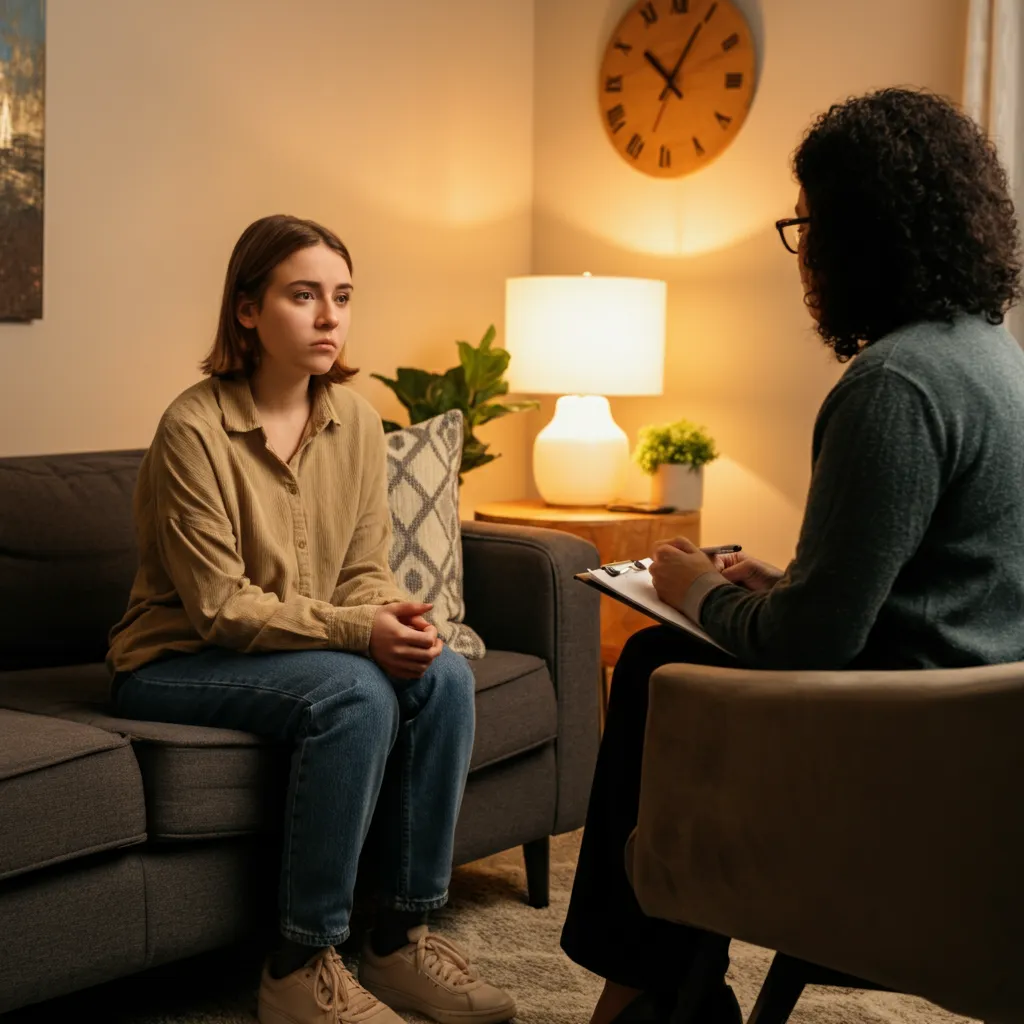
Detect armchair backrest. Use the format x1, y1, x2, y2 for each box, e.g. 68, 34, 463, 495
628, 660, 1024, 1023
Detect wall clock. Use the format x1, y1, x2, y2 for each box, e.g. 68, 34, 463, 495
598, 0, 757, 178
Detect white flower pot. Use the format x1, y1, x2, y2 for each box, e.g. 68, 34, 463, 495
651, 464, 703, 511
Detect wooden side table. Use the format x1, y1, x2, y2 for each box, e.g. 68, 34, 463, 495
473, 500, 700, 669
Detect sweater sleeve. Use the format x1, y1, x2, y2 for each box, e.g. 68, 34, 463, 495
699, 367, 945, 669
329, 416, 409, 609
152, 419, 379, 654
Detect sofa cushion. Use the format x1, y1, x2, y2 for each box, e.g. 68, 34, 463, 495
0, 650, 558, 841
0, 709, 147, 880
0, 449, 144, 672
0, 851, 148, 1014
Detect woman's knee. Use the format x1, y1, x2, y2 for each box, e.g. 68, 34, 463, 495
306, 654, 400, 736
426, 645, 476, 720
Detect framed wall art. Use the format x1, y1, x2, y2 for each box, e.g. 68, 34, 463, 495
0, 0, 44, 322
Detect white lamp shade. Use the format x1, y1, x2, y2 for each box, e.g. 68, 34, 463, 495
504, 275, 666, 396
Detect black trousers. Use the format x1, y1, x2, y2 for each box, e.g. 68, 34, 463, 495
560, 625, 738, 992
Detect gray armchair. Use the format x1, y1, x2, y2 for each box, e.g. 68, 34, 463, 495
626, 660, 1024, 1024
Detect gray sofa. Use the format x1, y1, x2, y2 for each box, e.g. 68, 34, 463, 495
0, 449, 601, 1015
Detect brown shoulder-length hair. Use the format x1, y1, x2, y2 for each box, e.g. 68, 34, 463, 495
200, 214, 359, 383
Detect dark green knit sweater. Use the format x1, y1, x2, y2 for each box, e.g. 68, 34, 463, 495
700, 316, 1024, 670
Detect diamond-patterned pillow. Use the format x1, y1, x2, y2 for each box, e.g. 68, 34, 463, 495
385, 410, 486, 659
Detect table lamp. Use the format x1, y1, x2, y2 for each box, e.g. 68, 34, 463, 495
505, 274, 666, 506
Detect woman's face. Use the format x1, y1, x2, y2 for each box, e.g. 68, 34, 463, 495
238, 243, 353, 379
795, 188, 819, 322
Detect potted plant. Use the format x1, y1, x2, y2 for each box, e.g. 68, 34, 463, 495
371, 325, 539, 482
633, 419, 719, 511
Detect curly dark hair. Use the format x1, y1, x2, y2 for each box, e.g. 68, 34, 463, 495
793, 87, 1022, 361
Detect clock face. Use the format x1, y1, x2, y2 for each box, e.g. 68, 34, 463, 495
598, 0, 757, 178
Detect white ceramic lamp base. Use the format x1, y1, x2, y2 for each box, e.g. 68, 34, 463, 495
533, 395, 627, 506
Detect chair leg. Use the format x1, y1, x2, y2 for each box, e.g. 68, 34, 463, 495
522, 836, 550, 908
747, 954, 809, 1024
670, 931, 732, 1024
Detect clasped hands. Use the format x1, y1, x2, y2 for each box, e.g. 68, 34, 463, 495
650, 537, 783, 611
369, 601, 443, 680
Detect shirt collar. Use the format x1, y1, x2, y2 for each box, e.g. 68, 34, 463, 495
216, 376, 342, 434
217, 377, 260, 433
309, 379, 343, 432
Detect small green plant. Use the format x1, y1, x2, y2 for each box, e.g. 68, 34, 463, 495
371, 325, 539, 481
633, 419, 719, 475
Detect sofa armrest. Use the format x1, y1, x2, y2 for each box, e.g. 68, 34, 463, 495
628, 661, 1024, 1021
460, 520, 601, 833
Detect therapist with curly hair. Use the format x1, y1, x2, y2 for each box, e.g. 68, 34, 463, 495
562, 87, 1024, 1024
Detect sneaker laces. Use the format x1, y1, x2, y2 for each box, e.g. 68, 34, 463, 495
413, 931, 482, 991
311, 948, 379, 1019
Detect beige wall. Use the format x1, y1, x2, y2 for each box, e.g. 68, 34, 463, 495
531, 0, 968, 567
0, 0, 974, 557
0, 0, 535, 515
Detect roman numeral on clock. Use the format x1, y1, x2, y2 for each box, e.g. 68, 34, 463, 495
605, 75, 623, 92
626, 133, 645, 159
640, 2, 658, 26
614, 39, 633, 54
722, 32, 739, 50
725, 71, 743, 88
715, 110, 732, 128
693, 136, 705, 156
607, 104, 627, 133
659, 145, 672, 168
671, 0, 688, 11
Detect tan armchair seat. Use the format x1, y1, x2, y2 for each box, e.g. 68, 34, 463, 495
626, 660, 1024, 1023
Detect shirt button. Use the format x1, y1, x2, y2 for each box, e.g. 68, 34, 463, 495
287, 483, 298, 495
297, 539, 307, 550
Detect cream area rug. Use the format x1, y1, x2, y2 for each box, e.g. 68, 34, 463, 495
7, 830, 977, 1024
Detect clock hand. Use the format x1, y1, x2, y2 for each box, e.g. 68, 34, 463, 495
643, 50, 684, 100
658, 21, 703, 101
652, 20, 704, 133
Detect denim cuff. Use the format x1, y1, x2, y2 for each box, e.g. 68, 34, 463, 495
377, 891, 449, 913
280, 922, 351, 947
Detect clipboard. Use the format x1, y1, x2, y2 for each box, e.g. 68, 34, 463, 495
574, 557, 730, 653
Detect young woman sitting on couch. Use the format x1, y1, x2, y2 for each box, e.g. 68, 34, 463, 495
107, 214, 516, 1024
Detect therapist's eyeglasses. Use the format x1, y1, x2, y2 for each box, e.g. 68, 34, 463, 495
775, 216, 811, 255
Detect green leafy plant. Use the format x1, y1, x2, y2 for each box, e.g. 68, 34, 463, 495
371, 325, 539, 481
633, 419, 719, 475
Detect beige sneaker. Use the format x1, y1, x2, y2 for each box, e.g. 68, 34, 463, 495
259, 946, 405, 1024
359, 926, 516, 1024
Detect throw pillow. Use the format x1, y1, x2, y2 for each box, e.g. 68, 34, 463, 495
385, 410, 486, 659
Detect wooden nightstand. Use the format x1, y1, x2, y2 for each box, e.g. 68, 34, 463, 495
473, 499, 700, 669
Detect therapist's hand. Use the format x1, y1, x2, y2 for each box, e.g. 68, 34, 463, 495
649, 536, 717, 611
713, 551, 784, 593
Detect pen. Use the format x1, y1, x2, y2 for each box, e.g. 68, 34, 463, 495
701, 544, 742, 555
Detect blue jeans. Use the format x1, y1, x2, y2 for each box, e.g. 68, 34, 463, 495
114, 644, 476, 947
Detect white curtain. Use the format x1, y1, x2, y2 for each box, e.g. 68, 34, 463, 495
963, 0, 1023, 342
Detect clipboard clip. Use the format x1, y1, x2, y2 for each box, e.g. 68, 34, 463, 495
600, 559, 648, 577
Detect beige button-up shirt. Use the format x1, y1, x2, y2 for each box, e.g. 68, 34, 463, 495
107, 376, 408, 676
